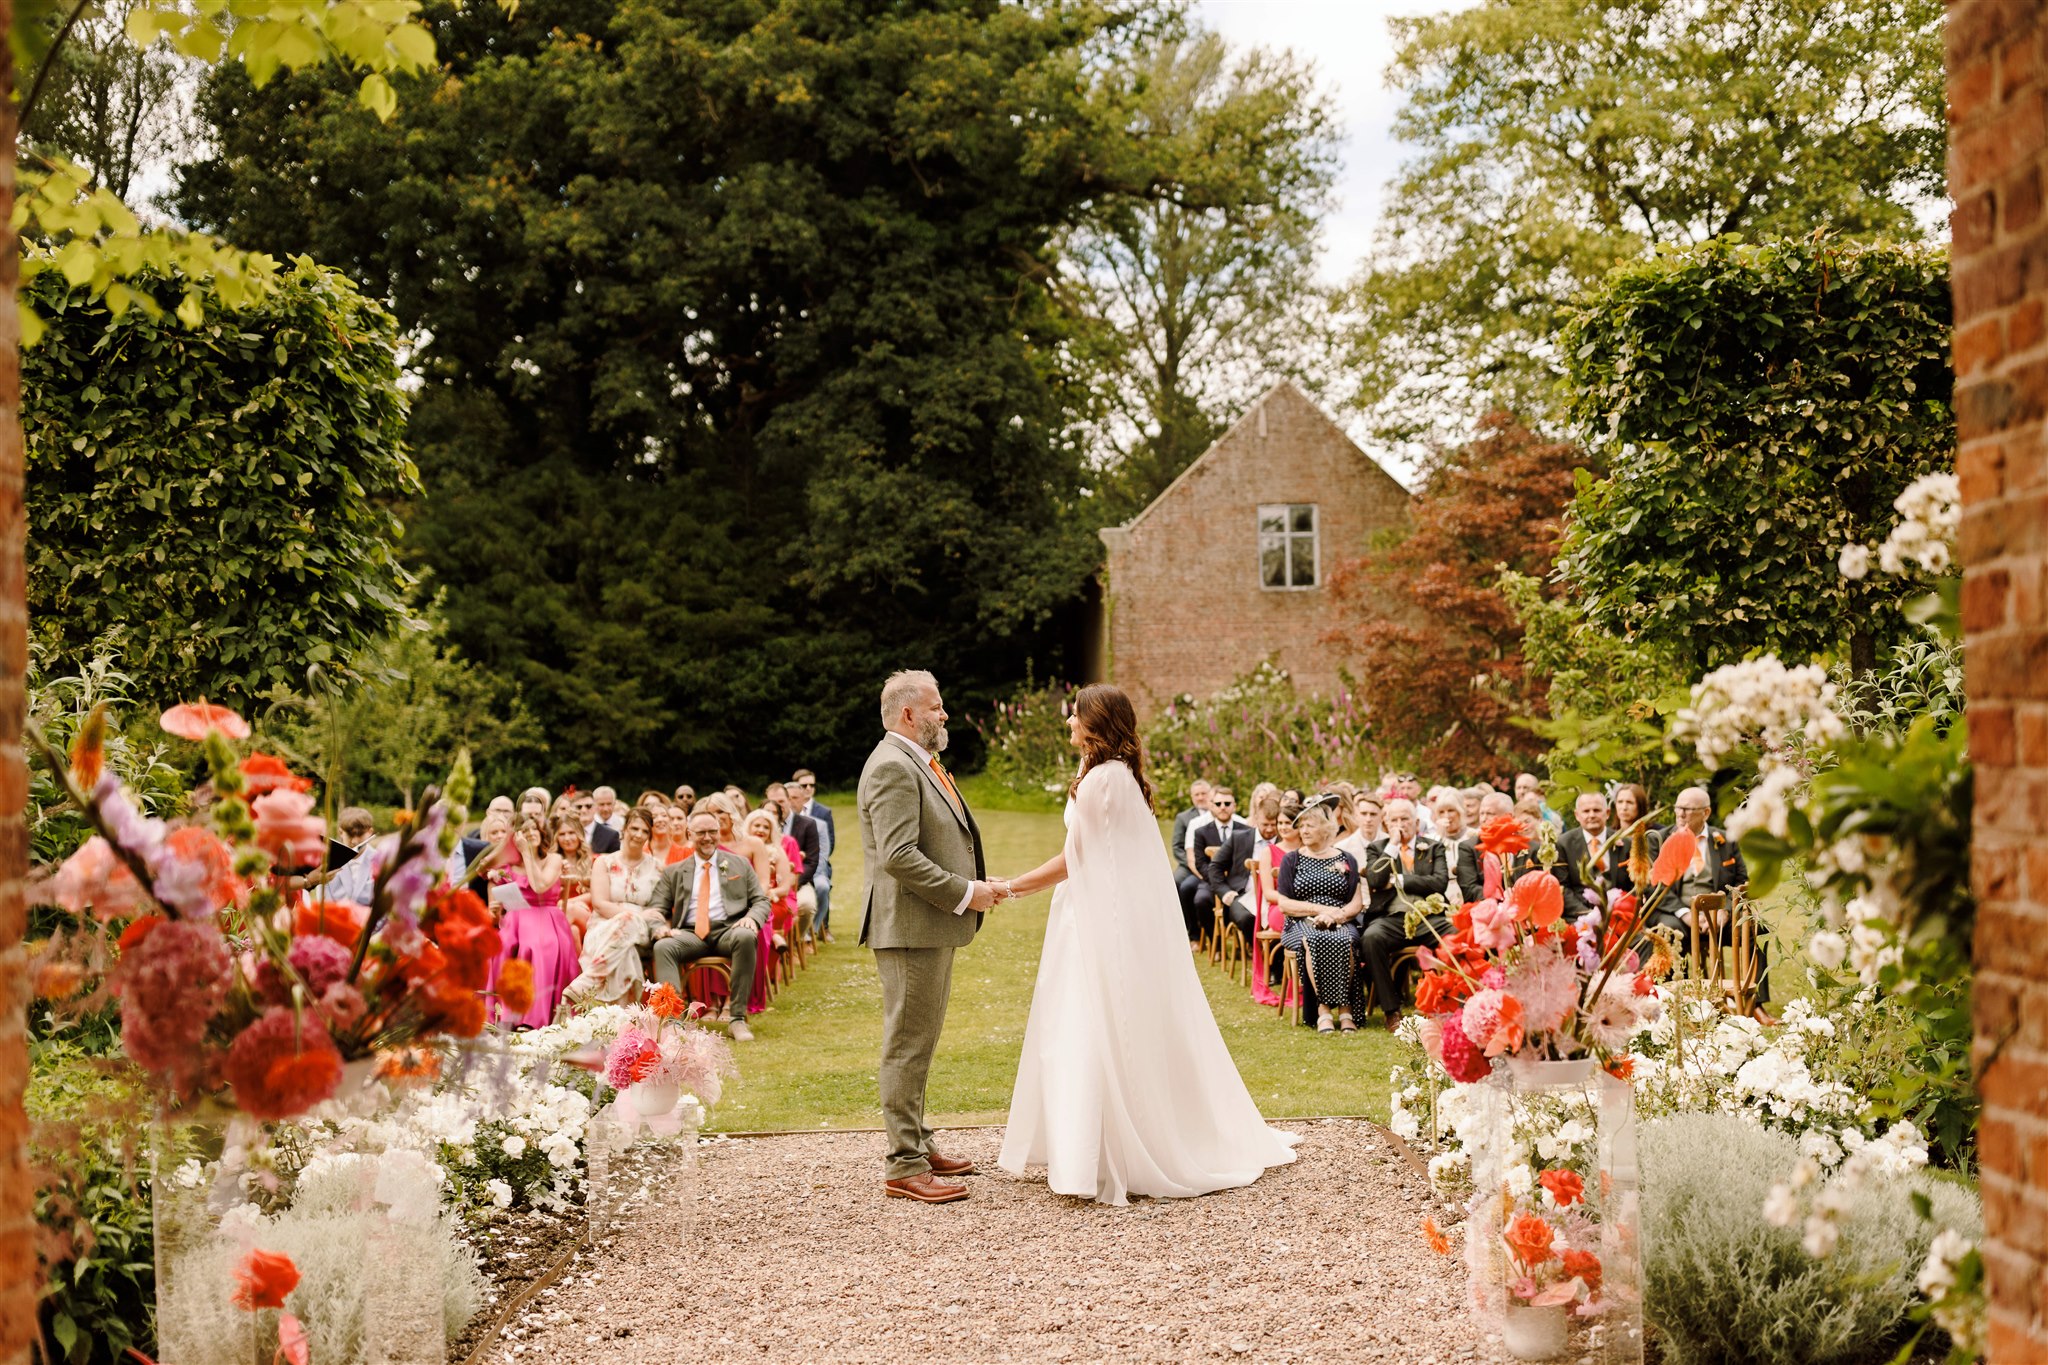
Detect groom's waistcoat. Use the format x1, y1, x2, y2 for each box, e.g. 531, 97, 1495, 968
857, 735, 986, 950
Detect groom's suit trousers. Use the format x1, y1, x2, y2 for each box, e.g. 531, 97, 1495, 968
875, 945, 956, 1180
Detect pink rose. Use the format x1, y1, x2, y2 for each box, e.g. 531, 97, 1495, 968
253, 790, 327, 867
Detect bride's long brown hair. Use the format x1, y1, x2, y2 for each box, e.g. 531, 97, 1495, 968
1068, 684, 1153, 810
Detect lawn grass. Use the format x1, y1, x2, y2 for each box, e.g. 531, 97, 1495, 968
708, 793, 1404, 1133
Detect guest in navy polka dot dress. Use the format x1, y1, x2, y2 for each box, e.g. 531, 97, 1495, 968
1270, 794, 1368, 1033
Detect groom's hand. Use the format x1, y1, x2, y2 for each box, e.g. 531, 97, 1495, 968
967, 880, 1001, 912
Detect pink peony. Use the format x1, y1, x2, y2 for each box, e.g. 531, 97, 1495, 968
1436, 1011, 1494, 1083
255, 935, 355, 1005
37, 837, 152, 921
1469, 898, 1518, 950
252, 790, 326, 868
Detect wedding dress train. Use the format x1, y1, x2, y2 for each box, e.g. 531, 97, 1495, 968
998, 760, 1298, 1205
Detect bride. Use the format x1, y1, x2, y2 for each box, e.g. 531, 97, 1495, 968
995, 683, 1298, 1205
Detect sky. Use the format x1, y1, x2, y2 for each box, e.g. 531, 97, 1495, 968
1195, 0, 1435, 284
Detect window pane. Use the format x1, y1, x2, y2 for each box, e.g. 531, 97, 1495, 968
1261, 543, 1287, 588
1291, 504, 1316, 534
1290, 535, 1317, 586
1258, 507, 1285, 534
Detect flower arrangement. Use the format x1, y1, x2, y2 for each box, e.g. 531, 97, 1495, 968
599, 984, 734, 1112
27, 699, 499, 1121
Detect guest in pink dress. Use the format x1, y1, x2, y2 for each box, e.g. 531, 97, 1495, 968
488, 813, 580, 1028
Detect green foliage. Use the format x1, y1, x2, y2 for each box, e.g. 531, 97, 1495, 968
1640, 1112, 1979, 1365
1059, 31, 1342, 520
27, 647, 185, 865
18, 0, 191, 202
29, 1042, 153, 1365
973, 677, 1081, 803
1499, 569, 1698, 801
1557, 237, 1953, 669
171, 0, 1219, 785
24, 261, 418, 709
254, 600, 544, 810
1142, 662, 1390, 801
1348, 0, 1945, 451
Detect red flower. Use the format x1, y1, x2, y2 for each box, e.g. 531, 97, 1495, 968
1650, 829, 1699, 887
1604, 1055, 1636, 1081
295, 899, 366, 949
1422, 1217, 1451, 1256
231, 1247, 299, 1310
1562, 1248, 1603, 1295
423, 887, 500, 990
1437, 1011, 1493, 1083
160, 702, 250, 742
644, 982, 687, 1020
239, 753, 312, 795
1631, 971, 1654, 997
117, 914, 165, 953
497, 959, 536, 1016
222, 1009, 344, 1120
1508, 871, 1564, 931
1504, 1213, 1556, 1269
1539, 1168, 1585, 1207
1607, 892, 1640, 937
372, 1046, 443, 1084
1414, 971, 1468, 1017
1477, 815, 1531, 859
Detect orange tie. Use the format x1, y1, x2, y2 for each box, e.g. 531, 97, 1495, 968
693, 857, 713, 939
929, 756, 960, 805
1402, 842, 1415, 873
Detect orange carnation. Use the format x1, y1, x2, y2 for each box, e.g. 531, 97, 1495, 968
1504, 1212, 1555, 1269
1561, 1248, 1603, 1295
644, 982, 687, 1020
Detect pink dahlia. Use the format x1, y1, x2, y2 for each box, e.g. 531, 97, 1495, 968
1436, 1011, 1493, 1083
254, 935, 355, 1006
116, 919, 232, 1081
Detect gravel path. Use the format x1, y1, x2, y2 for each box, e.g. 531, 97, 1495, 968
484, 1120, 1485, 1364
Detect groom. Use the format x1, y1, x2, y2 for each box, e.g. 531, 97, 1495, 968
860, 669, 1006, 1204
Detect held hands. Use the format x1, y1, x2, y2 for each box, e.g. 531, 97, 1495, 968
968, 878, 1017, 911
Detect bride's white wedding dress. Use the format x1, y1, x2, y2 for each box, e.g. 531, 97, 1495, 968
998, 760, 1298, 1205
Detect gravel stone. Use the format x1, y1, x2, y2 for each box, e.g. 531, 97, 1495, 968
483, 1119, 1483, 1363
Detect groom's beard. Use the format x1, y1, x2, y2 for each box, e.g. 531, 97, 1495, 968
920, 720, 950, 753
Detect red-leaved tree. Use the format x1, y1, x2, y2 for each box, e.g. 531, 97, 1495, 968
1324, 411, 1592, 779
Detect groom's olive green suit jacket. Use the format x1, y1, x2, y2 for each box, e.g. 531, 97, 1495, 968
857, 734, 986, 950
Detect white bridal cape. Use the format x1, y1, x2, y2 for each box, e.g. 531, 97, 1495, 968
998, 760, 1298, 1205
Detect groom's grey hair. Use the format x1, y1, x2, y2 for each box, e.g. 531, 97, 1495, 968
880, 669, 939, 725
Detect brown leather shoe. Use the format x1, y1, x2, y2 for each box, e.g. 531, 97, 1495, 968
884, 1173, 969, 1204
926, 1149, 976, 1177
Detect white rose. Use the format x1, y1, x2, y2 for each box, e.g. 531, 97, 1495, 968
486, 1179, 513, 1209
501, 1134, 527, 1160
1803, 1215, 1840, 1259
1807, 931, 1848, 970
1838, 542, 1871, 580
1763, 1184, 1799, 1227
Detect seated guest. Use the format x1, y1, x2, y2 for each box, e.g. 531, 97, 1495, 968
705, 793, 776, 889
1647, 786, 1769, 1015
1169, 780, 1214, 943
1606, 783, 1659, 890
770, 784, 823, 940
1271, 793, 1367, 1032
1559, 790, 1621, 914
647, 803, 685, 864
590, 786, 626, 832
1359, 797, 1452, 1027
565, 807, 667, 1006
672, 785, 696, 817
1516, 772, 1563, 829
1352, 792, 1384, 848
518, 786, 551, 824
1475, 789, 1517, 898
488, 813, 579, 1028
745, 807, 802, 945
790, 769, 836, 943
450, 798, 515, 893
1191, 787, 1256, 951
636, 789, 668, 810
1431, 796, 1481, 905
319, 806, 380, 906
1460, 785, 1490, 829
1247, 793, 1289, 1004
649, 811, 771, 1041
554, 816, 595, 943
572, 791, 621, 854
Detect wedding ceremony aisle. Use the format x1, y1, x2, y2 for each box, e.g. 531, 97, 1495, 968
485, 1120, 1477, 1363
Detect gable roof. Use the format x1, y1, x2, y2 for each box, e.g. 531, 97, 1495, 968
1103, 379, 1409, 540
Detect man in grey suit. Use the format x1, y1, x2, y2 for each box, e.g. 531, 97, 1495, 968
649, 811, 772, 1041
859, 670, 1005, 1205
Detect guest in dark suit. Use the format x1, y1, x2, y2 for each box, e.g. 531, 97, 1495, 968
571, 792, 622, 855
1507, 810, 1591, 915
1169, 779, 1214, 943
1647, 786, 1767, 1011
791, 769, 837, 941
1359, 797, 1453, 1026
1191, 788, 1257, 951
1557, 790, 1622, 917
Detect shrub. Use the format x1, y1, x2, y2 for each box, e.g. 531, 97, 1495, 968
974, 678, 1079, 799
1640, 1112, 1979, 1365
1143, 661, 1394, 800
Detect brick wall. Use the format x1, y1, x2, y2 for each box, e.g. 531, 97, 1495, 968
1099, 381, 1411, 717
1949, 1, 2048, 1357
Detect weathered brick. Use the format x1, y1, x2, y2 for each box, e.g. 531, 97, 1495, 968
1959, 315, 2007, 375
1961, 438, 2010, 503
2014, 297, 2048, 354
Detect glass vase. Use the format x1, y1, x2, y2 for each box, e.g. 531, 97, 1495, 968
1464, 1057, 1644, 1365
152, 1118, 451, 1365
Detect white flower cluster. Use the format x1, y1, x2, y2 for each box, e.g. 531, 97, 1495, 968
1917, 1228, 1984, 1355
1877, 473, 1960, 576
1762, 1119, 1930, 1259
1727, 765, 1802, 843
1678, 656, 1845, 773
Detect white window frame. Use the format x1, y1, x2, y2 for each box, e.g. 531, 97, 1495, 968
1257, 503, 1319, 591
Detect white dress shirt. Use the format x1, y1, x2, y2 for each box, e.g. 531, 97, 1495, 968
681, 852, 730, 927
888, 732, 977, 914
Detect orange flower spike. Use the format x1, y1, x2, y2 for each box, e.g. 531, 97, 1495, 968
68, 705, 107, 790
231, 1248, 299, 1310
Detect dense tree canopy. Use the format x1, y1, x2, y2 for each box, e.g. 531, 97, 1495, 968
1556, 236, 1952, 672
1324, 412, 1590, 778
1347, 0, 1945, 450
174, 0, 1199, 784
24, 262, 416, 705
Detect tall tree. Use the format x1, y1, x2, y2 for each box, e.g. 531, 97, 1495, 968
18, 0, 192, 200
1056, 31, 1339, 520
1347, 0, 1944, 452
1323, 412, 1589, 778
1556, 236, 1952, 673
174, 0, 1191, 786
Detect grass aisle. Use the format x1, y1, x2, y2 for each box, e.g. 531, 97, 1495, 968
710, 785, 1405, 1133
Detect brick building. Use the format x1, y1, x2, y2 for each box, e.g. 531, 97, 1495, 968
1095, 381, 1411, 716
1950, 2, 2048, 1357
